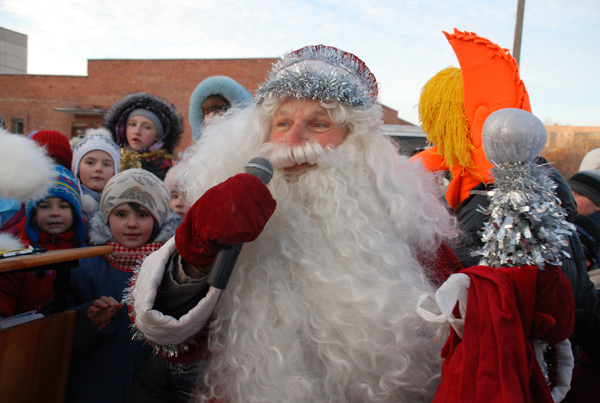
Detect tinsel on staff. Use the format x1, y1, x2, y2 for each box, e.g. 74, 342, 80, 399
472, 160, 575, 268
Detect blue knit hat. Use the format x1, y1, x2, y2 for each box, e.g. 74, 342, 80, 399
25, 165, 86, 245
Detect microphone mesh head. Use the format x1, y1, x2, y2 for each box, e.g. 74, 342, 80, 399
244, 157, 274, 185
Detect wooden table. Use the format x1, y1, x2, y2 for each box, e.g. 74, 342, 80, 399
0, 245, 113, 312
0, 310, 77, 403
0, 245, 115, 402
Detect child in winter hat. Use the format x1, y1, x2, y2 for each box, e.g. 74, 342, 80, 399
568, 170, 600, 223
72, 128, 121, 221
163, 159, 192, 219
188, 75, 253, 142
31, 130, 73, 171
66, 168, 181, 403
104, 93, 183, 181
0, 166, 86, 317
20, 166, 86, 247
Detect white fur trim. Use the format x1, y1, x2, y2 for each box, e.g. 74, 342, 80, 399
132, 237, 221, 346
85, 127, 114, 140
0, 130, 56, 202
0, 232, 26, 252
550, 339, 574, 402
81, 194, 99, 215
70, 136, 83, 148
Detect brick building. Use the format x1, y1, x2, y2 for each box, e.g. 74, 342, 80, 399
0, 58, 414, 157
541, 124, 600, 180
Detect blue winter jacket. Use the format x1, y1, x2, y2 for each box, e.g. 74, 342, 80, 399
66, 255, 152, 403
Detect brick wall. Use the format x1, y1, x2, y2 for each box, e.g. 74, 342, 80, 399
0, 58, 411, 157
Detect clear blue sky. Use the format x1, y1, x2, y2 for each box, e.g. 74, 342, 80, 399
1, 0, 598, 126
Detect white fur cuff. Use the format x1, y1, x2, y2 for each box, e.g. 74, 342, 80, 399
130, 237, 221, 352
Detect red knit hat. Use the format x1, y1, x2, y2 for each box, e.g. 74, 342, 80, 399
32, 130, 73, 170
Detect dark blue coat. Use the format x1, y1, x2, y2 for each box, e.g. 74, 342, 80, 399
66, 255, 152, 403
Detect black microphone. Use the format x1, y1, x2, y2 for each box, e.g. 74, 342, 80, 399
206, 157, 274, 290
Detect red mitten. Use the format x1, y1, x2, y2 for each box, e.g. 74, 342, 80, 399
175, 173, 276, 268
533, 265, 575, 344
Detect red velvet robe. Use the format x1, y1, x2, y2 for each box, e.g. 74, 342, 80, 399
434, 265, 574, 403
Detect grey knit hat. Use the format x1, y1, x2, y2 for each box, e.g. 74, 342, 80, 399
127, 109, 165, 139
100, 169, 170, 225
568, 170, 600, 207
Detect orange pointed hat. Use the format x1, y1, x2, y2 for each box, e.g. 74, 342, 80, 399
413, 29, 532, 209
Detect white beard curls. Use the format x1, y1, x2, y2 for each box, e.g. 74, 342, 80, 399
259, 141, 333, 169
196, 143, 449, 403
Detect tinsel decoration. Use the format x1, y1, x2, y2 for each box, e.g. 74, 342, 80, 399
120, 148, 172, 171
255, 45, 378, 108
472, 161, 575, 268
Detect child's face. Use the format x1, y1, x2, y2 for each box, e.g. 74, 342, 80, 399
203, 109, 222, 126
573, 191, 600, 216
126, 116, 159, 151
170, 190, 192, 218
78, 150, 115, 192
35, 197, 74, 235
108, 203, 155, 249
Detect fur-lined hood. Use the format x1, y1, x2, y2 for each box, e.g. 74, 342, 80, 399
189, 76, 253, 142
87, 210, 182, 246
104, 92, 183, 154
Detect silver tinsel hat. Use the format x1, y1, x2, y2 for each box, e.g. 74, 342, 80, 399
255, 45, 379, 108
473, 108, 574, 268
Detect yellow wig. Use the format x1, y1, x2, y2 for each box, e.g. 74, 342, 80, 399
418, 67, 473, 170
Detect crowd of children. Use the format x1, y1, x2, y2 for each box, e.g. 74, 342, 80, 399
0, 78, 247, 402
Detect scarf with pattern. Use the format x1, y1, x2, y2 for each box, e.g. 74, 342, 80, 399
104, 241, 162, 272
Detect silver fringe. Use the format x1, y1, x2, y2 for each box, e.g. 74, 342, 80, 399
255, 46, 378, 108
123, 259, 199, 358
534, 339, 552, 386
472, 162, 575, 268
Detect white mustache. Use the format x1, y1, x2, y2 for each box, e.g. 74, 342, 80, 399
258, 141, 332, 169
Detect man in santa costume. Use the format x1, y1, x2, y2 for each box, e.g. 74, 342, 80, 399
128, 45, 461, 403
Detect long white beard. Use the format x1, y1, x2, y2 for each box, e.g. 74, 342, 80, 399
195, 143, 448, 403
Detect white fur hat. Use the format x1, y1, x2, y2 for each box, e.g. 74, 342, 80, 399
0, 129, 56, 202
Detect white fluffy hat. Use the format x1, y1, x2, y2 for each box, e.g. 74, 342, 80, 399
0, 129, 56, 202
